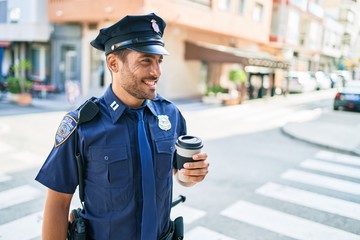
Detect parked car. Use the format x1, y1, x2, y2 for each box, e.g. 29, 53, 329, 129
284, 71, 317, 93
333, 80, 360, 112
312, 71, 332, 90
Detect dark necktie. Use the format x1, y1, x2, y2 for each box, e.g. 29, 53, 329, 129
136, 109, 157, 240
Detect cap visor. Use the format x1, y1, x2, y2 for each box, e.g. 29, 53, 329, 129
128, 45, 169, 55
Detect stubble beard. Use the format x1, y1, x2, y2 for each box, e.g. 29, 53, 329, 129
121, 65, 157, 100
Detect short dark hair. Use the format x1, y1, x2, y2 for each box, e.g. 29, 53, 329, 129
113, 49, 130, 62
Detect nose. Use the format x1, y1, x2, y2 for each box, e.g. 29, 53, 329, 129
150, 62, 161, 78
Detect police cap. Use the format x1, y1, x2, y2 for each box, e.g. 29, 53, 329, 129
91, 13, 169, 55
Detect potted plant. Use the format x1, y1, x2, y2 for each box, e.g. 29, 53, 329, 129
6, 60, 33, 106
202, 85, 227, 104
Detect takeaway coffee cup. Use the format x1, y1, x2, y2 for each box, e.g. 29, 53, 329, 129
175, 135, 203, 182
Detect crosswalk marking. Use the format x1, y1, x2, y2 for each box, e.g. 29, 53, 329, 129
281, 169, 360, 195
0, 173, 12, 183
170, 205, 206, 225
0, 150, 358, 240
256, 182, 360, 220
221, 200, 360, 240
315, 150, 360, 166
186, 226, 236, 240
0, 185, 42, 210
301, 159, 360, 179
0, 211, 42, 240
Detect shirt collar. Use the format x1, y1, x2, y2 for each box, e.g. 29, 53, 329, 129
103, 85, 158, 124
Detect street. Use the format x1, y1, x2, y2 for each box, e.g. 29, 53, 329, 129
0, 89, 360, 239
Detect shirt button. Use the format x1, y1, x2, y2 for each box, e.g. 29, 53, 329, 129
104, 156, 109, 160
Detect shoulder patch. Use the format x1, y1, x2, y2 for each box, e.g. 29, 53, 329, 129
55, 115, 77, 147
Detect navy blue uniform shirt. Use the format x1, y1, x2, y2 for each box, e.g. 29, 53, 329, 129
36, 85, 187, 239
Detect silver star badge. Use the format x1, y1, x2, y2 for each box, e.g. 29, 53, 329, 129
158, 115, 171, 131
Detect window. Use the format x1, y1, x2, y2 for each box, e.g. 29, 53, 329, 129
238, 0, 245, 15
253, 3, 263, 22
9, 7, 20, 23
0, 0, 7, 23
31, 48, 40, 79
286, 9, 300, 45
346, 10, 355, 23
218, 0, 231, 11
30, 46, 49, 81
339, 8, 355, 23
342, 33, 351, 45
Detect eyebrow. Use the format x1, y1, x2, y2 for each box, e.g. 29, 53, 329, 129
141, 54, 163, 60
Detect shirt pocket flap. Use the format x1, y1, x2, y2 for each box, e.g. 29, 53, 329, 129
155, 138, 175, 154
90, 145, 128, 163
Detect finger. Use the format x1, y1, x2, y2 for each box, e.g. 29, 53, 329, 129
192, 152, 208, 160
184, 160, 209, 169
181, 168, 209, 177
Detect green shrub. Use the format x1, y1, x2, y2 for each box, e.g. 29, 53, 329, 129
6, 76, 33, 94
6, 60, 33, 93
205, 85, 227, 96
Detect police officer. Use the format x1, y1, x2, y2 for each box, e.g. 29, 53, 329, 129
36, 13, 209, 240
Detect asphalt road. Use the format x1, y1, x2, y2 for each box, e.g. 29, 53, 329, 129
0, 89, 359, 239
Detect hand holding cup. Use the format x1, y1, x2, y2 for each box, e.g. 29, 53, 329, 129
175, 135, 209, 184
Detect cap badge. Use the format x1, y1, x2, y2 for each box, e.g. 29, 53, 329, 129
158, 115, 171, 131
151, 19, 160, 33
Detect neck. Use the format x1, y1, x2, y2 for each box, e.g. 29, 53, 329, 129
111, 83, 144, 108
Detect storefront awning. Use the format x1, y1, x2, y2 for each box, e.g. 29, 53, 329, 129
185, 41, 290, 70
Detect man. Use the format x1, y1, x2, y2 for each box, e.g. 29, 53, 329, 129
36, 13, 209, 240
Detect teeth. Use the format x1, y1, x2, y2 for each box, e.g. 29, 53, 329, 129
144, 80, 156, 86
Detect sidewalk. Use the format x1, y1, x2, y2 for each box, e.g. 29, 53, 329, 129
282, 111, 360, 156
0, 93, 75, 116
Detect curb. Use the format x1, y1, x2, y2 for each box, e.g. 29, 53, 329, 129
280, 126, 360, 157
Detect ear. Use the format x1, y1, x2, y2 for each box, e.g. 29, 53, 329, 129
107, 54, 120, 73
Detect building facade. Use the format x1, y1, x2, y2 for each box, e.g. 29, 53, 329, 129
270, 0, 360, 78
47, 0, 289, 100
0, 0, 51, 83
320, 0, 360, 78
270, 0, 326, 71
1, 0, 358, 101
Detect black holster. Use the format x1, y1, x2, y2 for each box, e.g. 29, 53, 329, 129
159, 217, 184, 240
67, 208, 87, 240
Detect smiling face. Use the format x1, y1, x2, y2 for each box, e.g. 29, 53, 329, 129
108, 49, 163, 108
